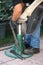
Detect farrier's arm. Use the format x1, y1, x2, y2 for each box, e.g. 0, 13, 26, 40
12, 3, 25, 22
18, 0, 43, 23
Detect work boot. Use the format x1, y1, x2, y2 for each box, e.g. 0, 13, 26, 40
24, 43, 31, 49
23, 47, 40, 54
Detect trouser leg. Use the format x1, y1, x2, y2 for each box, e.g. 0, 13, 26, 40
31, 24, 40, 48
23, 3, 43, 54
24, 4, 43, 48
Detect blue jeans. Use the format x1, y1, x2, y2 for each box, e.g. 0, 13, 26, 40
24, 25, 40, 48
24, 16, 43, 48
31, 24, 40, 48
24, 5, 43, 48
